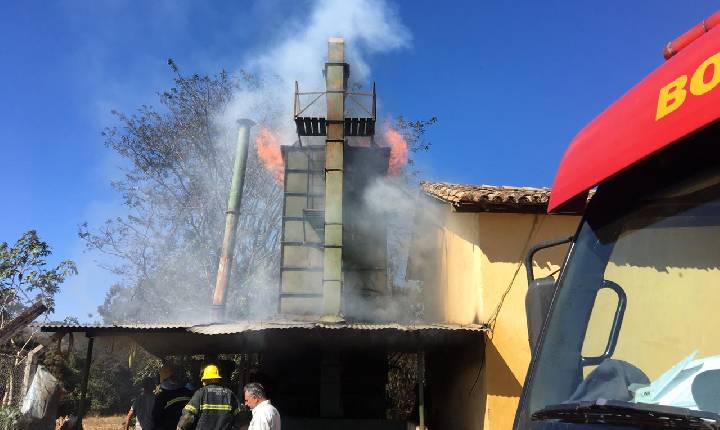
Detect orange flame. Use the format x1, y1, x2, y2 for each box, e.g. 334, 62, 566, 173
384, 126, 408, 176
256, 128, 284, 184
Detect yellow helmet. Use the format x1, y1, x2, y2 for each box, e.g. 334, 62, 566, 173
159, 365, 174, 383
201, 364, 222, 381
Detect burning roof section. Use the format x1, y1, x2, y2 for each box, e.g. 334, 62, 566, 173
420, 181, 552, 213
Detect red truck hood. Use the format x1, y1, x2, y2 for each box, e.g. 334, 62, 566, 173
549, 22, 720, 213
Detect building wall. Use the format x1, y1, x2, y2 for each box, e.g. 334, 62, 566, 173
582, 226, 720, 381
411, 203, 581, 430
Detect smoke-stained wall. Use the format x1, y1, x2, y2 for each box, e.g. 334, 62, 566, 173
279, 145, 326, 315
278, 37, 392, 320
342, 146, 390, 320
278, 144, 391, 319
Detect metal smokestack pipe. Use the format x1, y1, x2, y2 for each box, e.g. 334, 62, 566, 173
211, 119, 255, 322
321, 37, 347, 323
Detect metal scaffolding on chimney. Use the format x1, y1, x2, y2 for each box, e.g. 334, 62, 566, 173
278, 38, 390, 322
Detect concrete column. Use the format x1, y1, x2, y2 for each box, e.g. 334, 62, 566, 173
320, 351, 343, 417
322, 37, 347, 321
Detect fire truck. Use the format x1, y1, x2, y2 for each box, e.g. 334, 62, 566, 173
515, 11, 720, 429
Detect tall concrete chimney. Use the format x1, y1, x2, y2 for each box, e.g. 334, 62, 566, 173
321, 37, 347, 322
278, 38, 387, 321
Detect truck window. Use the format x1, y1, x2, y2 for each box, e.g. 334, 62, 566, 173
526, 166, 720, 418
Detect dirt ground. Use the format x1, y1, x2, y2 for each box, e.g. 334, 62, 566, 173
56, 415, 125, 430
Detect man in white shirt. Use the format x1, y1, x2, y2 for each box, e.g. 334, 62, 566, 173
243, 383, 281, 430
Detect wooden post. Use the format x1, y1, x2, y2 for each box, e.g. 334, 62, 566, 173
78, 337, 94, 425
0, 302, 47, 345
21, 344, 44, 399
418, 350, 426, 430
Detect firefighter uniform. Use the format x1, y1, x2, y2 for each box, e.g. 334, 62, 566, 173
177, 365, 241, 430
152, 366, 193, 430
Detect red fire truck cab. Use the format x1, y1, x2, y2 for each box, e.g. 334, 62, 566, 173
515, 11, 720, 430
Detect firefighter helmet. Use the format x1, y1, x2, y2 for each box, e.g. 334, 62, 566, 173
159, 365, 174, 383
201, 364, 222, 381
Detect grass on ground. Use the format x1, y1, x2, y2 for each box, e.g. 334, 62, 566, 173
56, 414, 125, 430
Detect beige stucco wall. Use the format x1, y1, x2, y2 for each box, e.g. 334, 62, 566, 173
413, 204, 580, 429
583, 226, 720, 381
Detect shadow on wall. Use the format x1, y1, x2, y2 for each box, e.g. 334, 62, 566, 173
471, 213, 573, 267
605, 227, 720, 272
485, 340, 522, 398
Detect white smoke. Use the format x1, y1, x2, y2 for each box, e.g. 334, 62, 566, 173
73, 0, 415, 324
356, 176, 444, 322
213, 0, 413, 318
219, 0, 411, 144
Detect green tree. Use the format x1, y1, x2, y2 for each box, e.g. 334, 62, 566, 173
42, 336, 146, 416
0, 230, 76, 408
0, 230, 77, 321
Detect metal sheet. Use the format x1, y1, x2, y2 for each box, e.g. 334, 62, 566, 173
39, 321, 486, 357
189, 321, 486, 334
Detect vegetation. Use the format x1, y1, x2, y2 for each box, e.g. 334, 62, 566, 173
0, 406, 21, 429
80, 65, 283, 323
0, 230, 77, 323
0, 231, 75, 427
0, 230, 77, 395
80, 62, 436, 324
66, 62, 436, 417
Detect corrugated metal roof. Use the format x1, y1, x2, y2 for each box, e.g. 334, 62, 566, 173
420, 181, 551, 213
38, 323, 190, 332
39, 320, 486, 335
38, 320, 486, 356
189, 321, 486, 335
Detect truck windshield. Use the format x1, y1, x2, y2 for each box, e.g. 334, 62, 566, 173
524, 166, 720, 428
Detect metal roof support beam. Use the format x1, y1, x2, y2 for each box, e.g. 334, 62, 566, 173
78, 336, 94, 427
320, 351, 343, 418
418, 349, 426, 430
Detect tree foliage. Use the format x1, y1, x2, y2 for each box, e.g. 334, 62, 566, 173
393, 116, 437, 157
81, 65, 283, 323
0, 230, 76, 325
81, 62, 437, 324
0, 230, 75, 410
42, 336, 146, 416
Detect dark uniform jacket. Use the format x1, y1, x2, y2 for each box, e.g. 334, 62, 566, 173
152, 382, 193, 430
177, 384, 241, 430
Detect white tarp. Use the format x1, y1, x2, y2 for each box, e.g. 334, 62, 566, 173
20, 365, 61, 430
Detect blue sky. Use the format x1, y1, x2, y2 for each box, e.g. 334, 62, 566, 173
0, 0, 716, 321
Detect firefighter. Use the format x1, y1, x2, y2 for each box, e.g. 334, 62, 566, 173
176, 364, 241, 430
152, 365, 193, 430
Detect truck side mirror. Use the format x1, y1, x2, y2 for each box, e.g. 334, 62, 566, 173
526, 276, 556, 351
524, 235, 574, 353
